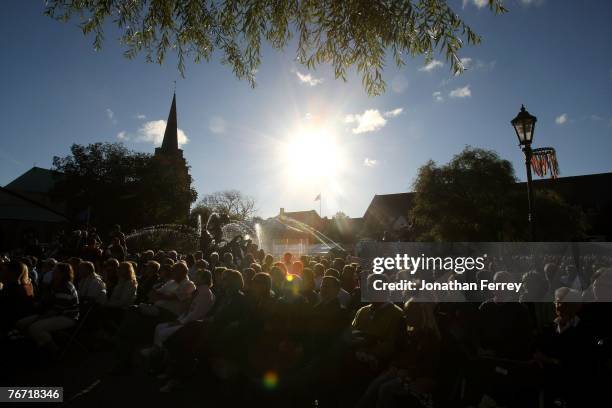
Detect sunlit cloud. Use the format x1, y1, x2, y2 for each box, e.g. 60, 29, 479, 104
449, 85, 471, 98
433, 91, 444, 102
295, 70, 324, 86
345, 110, 387, 134
209, 116, 226, 134
590, 114, 603, 121
116, 131, 128, 140
106, 108, 117, 125
555, 113, 568, 125
384, 108, 403, 118
136, 120, 189, 146
135, 113, 147, 120
364, 158, 378, 167
419, 59, 443, 72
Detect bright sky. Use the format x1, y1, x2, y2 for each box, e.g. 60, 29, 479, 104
1, 1, 611, 219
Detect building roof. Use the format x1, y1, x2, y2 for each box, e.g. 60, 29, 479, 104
520, 171, 612, 210
0, 186, 68, 223
278, 208, 324, 227
363, 192, 416, 223
5, 166, 63, 193
283, 209, 320, 218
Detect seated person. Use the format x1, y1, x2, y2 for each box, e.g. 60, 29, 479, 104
38, 258, 58, 291
111, 262, 195, 373
135, 260, 161, 303
325, 268, 351, 308
76, 261, 107, 305
357, 299, 441, 408
143, 268, 215, 354
159, 269, 248, 392
295, 275, 351, 398
16, 263, 79, 355
533, 287, 598, 406
0, 261, 36, 336
102, 258, 120, 297
300, 268, 320, 306
580, 267, 612, 341
310, 276, 349, 354
144, 261, 196, 318
107, 262, 137, 308
478, 271, 533, 360
352, 274, 404, 367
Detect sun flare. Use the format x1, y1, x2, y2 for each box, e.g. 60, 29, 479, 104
280, 124, 345, 186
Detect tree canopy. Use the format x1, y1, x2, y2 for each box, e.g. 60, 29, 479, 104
44, 0, 506, 95
52, 142, 197, 230
193, 190, 257, 222
410, 147, 587, 241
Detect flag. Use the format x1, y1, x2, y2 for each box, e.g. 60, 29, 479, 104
314, 193, 321, 201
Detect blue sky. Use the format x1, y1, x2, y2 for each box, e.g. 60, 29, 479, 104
1, 0, 611, 218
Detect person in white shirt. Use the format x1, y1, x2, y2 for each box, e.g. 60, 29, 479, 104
144, 269, 215, 353
107, 262, 137, 308
77, 261, 107, 304
148, 262, 196, 318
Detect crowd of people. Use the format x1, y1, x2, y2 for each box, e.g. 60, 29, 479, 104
1, 225, 612, 407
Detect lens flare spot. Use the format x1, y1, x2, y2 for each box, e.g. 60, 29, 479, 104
263, 370, 279, 390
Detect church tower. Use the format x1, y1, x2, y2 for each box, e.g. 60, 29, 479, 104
153, 93, 193, 221
155, 93, 185, 162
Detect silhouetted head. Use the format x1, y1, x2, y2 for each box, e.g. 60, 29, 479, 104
554, 287, 582, 322
251, 272, 272, 299
320, 275, 341, 303
172, 261, 189, 282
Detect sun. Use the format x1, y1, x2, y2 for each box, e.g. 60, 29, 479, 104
279, 124, 345, 186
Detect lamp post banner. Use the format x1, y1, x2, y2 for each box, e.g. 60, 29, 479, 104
354, 242, 612, 303
531, 147, 560, 179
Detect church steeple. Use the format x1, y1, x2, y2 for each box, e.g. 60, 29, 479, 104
161, 93, 178, 152
155, 93, 183, 159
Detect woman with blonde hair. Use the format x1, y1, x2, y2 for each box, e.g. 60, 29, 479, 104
1, 261, 35, 334
107, 262, 137, 308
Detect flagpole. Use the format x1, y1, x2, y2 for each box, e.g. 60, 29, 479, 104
320, 195, 322, 218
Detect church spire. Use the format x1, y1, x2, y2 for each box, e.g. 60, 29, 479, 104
160, 93, 178, 152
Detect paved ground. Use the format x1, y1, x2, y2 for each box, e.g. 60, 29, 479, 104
2, 334, 339, 408
2, 345, 268, 408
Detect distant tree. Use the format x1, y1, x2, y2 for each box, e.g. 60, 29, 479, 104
507, 189, 588, 242
329, 211, 348, 224
324, 211, 358, 243
411, 147, 587, 241
44, 0, 506, 95
52, 142, 197, 231
194, 190, 256, 222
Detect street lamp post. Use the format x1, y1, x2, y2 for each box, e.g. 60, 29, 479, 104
511, 105, 537, 241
